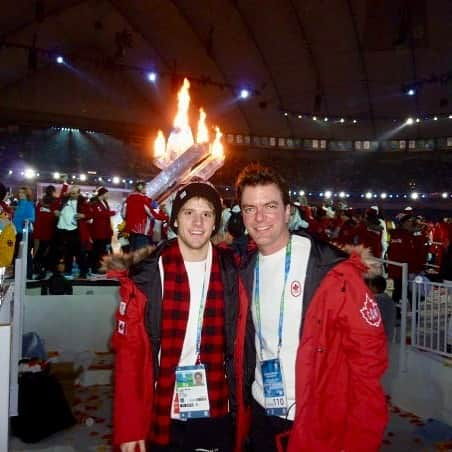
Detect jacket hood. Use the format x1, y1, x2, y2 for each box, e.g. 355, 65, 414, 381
102, 245, 156, 272
339, 244, 382, 279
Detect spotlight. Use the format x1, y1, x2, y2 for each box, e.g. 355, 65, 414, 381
410, 192, 419, 200
433, 116, 438, 121
284, 112, 288, 117
79, 174, 87, 182
449, 115, 452, 119
112, 176, 120, 184
406, 88, 415, 96
365, 192, 372, 199
8, 170, 13, 175
340, 118, 345, 123
416, 118, 420, 123
239, 89, 249, 99
406, 117, 414, 125
147, 72, 157, 82
56, 56, 64, 64
442, 192, 448, 199
98, 177, 103, 182
339, 191, 345, 198
297, 115, 302, 119
24, 168, 36, 179
299, 190, 305, 196
352, 119, 357, 124
324, 117, 328, 122
380, 193, 387, 199
324, 190, 332, 199
312, 116, 317, 121
53, 172, 60, 180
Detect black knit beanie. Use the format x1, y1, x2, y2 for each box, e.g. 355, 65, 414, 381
170, 181, 222, 235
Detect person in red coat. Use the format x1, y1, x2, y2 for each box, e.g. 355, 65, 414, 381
234, 163, 388, 452
387, 214, 429, 302
122, 180, 167, 251
89, 187, 116, 273
355, 208, 384, 259
0, 182, 12, 220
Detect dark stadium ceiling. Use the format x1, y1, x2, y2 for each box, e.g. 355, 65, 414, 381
0, 0, 452, 140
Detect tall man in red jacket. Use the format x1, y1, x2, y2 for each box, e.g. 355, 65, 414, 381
122, 180, 167, 251
233, 164, 388, 452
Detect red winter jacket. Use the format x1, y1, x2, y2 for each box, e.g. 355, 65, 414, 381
235, 236, 388, 452
387, 228, 428, 278
122, 192, 167, 236
90, 199, 115, 240
107, 242, 238, 449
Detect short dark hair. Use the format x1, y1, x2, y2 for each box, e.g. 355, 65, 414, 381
235, 163, 290, 206
369, 275, 387, 293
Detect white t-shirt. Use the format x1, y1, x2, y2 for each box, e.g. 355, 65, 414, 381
251, 235, 311, 420
57, 199, 78, 231
157, 243, 212, 419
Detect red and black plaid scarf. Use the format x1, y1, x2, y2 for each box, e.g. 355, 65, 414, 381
151, 240, 229, 445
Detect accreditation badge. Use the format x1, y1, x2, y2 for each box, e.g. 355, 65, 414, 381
175, 364, 210, 419
261, 358, 288, 416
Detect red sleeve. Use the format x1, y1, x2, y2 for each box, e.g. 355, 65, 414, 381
110, 273, 154, 446
340, 258, 388, 451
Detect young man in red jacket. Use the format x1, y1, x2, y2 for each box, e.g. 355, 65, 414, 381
233, 163, 388, 452
89, 187, 116, 273
107, 181, 238, 452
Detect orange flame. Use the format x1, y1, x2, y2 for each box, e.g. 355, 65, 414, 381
154, 130, 166, 159
173, 78, 191, 129
211, 127, 224, 160
196, 108, 209, 144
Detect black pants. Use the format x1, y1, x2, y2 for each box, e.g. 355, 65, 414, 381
33, 240, 52, 276
150, 415, 233, 452
55, 229, 88, 276
90, 239, 110, 272
250, 399, 293, 452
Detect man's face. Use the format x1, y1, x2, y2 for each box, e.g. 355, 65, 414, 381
175, 197, 216, 260
241, 183, 290, 256
69, 188, 80, 199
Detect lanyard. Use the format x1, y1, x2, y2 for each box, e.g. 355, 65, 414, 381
253, 237, 292, 361
194, 258, 210, 365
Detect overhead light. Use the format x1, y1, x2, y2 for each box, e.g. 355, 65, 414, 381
8, 170, 13, 175
352, 119, 357, 124
415, 118, 420, 123
53, 172, 60, 180
79, 174, 87, 182
297, 115, 302, 119
407, 88, 415, 96
312, 116, 317, 121
449, 115, 452, 119
339, 191, 345, 198
323, 117, 328, 122
239, 89, 249, 99
433, 116, 438, 121
56, 56, 64, 64
24, 168, 36, 179
147, 72, 157, 82
410, 192, 419, 200
340, 118, 345, 123
380, 193, 387, 199
365, 192, 372, 199
299, 190, 305, 196
405, 117, 414, 125
324, 190, 332, 199
284, 112, 288, 117
442, 192, 448, 199
112, 176, 120, 184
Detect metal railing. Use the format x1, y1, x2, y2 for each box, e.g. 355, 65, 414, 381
9, 221, 29, 417
411, 278, 452, 358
